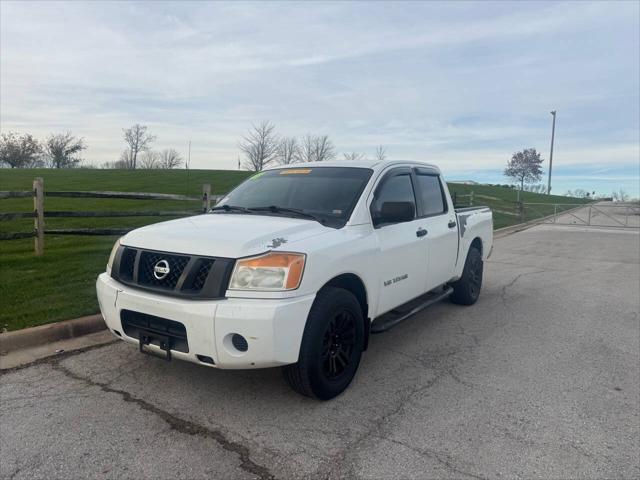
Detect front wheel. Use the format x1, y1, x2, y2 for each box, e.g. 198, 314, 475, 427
450, 246, 483, 305
282, 287, 364, 400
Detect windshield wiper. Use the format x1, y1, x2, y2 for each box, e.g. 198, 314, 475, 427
249, 206, 326, 224
210, 204, 254, 214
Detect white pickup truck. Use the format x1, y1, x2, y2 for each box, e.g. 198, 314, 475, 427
97, 160, 492, 399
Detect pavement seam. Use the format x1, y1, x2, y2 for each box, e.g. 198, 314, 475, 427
49, 360, 276, 480
0, 339, 120, 376
370, 434, 488, 480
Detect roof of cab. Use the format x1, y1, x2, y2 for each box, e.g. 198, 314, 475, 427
266, 159, 440, 172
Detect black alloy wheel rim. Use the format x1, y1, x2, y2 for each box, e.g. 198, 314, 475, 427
469, 256, 482, 298
321, 310, 356, 380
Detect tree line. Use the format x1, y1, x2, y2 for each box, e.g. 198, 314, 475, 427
239, 121, 386, 171
101, 124, 183, 170
2, 121, 383, 171
0, 124, 184, 170
1, 123, 631, 201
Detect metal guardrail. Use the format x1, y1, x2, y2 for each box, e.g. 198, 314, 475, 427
526, 202, 640, 228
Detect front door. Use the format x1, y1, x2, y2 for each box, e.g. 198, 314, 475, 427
370, 167, 429, 315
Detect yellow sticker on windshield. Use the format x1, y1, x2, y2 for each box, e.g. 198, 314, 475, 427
280, 169, 312, 175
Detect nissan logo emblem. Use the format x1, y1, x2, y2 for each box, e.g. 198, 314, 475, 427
153, 259, 170, 280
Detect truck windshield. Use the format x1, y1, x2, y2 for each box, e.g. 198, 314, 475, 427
214, 167, 373, 228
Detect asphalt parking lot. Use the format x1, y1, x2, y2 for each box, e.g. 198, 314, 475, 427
1, 223, 639, 479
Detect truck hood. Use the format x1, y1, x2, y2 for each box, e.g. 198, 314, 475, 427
121, 213, 332, 258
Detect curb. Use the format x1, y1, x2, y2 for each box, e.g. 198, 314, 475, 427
494, 221, 539, 238
0, 314, 106, 354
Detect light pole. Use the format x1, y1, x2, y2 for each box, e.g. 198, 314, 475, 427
547, 110, 556, 194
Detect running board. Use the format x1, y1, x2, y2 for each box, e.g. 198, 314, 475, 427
370, 287, 453, 333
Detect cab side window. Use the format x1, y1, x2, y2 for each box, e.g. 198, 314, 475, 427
414, 170, 447, 217
370, 169, 417, 228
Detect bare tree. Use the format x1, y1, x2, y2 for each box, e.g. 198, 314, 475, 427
116, 149, 134, 168
572, 188, 589, 198
504, 148, 544, 201
277, 137, 300, 165
139, 150, 160, 169
0, 132, 42, 168
44, 132, 86, 168
612, 189, 629, 202
297, 134, 336, 163
159, 148, 183, 169
123, 124, 156, 169
239, 121, 279, 171
375, 145, 387, 161
297, 135, 315, 163
343, 152, 366, 161
313, 135, 336, 162
100, 160, 123, 169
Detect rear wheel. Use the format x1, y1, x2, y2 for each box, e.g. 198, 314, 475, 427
282, 287, 364, 400
450, 246, 483, 305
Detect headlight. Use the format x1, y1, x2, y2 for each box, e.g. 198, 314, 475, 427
229, 252, 306, 291
106, 238, 121, 274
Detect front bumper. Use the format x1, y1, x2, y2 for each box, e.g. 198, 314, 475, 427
96, 273, 315, 369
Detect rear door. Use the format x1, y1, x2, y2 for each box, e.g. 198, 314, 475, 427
369, 167, 429, 315
412, 167, 459, 290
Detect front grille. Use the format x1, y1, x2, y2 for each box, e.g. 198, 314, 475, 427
138, 251, 189, 289
120, 248, 136, 280
121, 309, 189, 353
112, 246, 234, 299
190, 259, 214, 291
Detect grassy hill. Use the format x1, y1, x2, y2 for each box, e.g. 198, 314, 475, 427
0, 168, 589, 331
446, 182, 588, 229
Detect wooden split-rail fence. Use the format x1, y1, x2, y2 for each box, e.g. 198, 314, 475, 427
0, 178, 223, 255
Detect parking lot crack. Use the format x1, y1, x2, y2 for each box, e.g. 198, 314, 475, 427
0, 340, 118, 377
319, 369, 451, 478
51, 361, 275, 480
373, 435, 488, 480
7, 465, 22, 480
500, 270, 546, 304
457, 323, 480, 347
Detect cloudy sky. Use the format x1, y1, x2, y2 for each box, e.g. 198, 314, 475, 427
1, 1, 639, 196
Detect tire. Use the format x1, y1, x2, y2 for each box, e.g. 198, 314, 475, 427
282, 287, 364, 400
450, 246, 483, 305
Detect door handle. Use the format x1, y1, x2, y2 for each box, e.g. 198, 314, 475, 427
448, 220, 457, 229
416, 228, 428, 238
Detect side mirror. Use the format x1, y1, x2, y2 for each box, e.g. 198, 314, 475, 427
374, 201, 415, 226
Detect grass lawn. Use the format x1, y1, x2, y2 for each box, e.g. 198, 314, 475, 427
0, 168, 590, 331
0, 235, 118, 330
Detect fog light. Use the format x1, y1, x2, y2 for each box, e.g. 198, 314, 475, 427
231, 334, 248, 352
